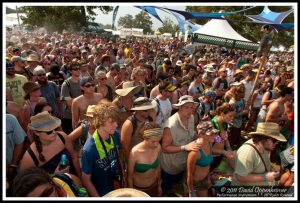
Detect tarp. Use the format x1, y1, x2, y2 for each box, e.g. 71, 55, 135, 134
192, 19, 258, 50
168, 10, 202, 33
158, 6, 256, 20
193, 18, 251, 42
135, 6, 163, 23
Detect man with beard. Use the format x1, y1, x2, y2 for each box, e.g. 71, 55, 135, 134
33, 66, 62, 118
6, 62, 28, 107
10, 56, 31, 80
232, 122, 286, 186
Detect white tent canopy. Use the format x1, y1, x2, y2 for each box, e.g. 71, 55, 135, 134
193, 18, 251, 42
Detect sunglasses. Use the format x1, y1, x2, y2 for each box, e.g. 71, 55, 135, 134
99, 77, 107, 81
270, 138, 279, 145
71, 67, 80, 71
37, 73, 46, 77
38, 127, 59, 135
84, 83, 95, 88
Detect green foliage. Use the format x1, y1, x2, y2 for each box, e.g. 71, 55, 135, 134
6, 7, 16, 14
18, 6, 112, 33
158, 17, 180, 35
186, 6, 294, 48
118, 11, 153, 34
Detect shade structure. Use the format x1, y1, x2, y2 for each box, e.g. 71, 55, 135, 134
192, 18, 259, 50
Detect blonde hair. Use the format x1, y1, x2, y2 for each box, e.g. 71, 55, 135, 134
131, 66, 146, 80
92, 99, 120, 129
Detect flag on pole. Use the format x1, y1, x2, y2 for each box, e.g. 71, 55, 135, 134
112, 6, 119, 30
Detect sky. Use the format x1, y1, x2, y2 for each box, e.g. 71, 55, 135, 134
4, 3, 186, 31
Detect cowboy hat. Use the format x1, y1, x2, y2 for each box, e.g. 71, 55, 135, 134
173, 95, 198, 108
85, 105, 96, 118
28, 111, 61, 132
22, 81, 40, 95
27, 54, 39, 62
248, 122, 287, 142
130, 97, 156, 111
115, 81, 142, 97
103, 188, 150, 197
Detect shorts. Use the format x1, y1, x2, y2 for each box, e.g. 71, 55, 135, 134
133, 179, 159, 197
193, 175, 209, 191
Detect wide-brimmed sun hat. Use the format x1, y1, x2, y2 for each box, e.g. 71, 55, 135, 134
173, 95, 198, 108
22, 81, 40, 95
204, 65, 216, 73
248, 122, 287, 142
115, 81, 142, 97
27, 54, 39, 62
28, 111, 61, 132
103, 188, 150, 197
130, 97, 156, 111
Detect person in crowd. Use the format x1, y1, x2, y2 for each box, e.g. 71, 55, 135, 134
12, 167, 85, 197
34, 101, 53, 115
228, 84, 248, 148
113, 81, 142, 127
210, 103, 235, 172
121, 97, 156, 163
34, 66, 62, 118
81, 101, 123, 196
232, 122, 286, 186
212, 66, 229, 100
150, 72, 170, 99
25, 54, 40, 82
106, 63, 120, 92
171, 78, 190, 105
188, 72, 205, 100
127, 122, 163, 197
197, 90, 217, 122
95, 71, 114, 101
11, 56, 31, 80
71, 77, 103, 130
187, 121, 218, 197
46, 64, 66, 89
21, 81, 46, 134
6, 114, 27, 185
144, 64, 157, 97
20, 111, 81, 177
60, 63, 82, 134
273, 67, 287, 90
114, 64, 128, 90
6, 61, 28, 107
160, 95, 201, 196
265, 85, 293, 126
131, 66, 147, 98
95, 54, 111, 74
241, 70, 255, 107
152, 82, 177, 128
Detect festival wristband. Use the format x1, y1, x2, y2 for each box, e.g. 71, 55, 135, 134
181, 145, 186, 152
9, 164, 18, 168
263, 173, 267, 182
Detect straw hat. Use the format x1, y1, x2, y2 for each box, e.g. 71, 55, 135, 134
27, 54, 39, 62
173, 95, 198, 108
248, 122, 287, 142
100, 54, 111, 63
204, 65, 216, 73
103, 188, 150, 197
286, 66, 294, 72
22, 81, 41, 95
85, 105, 96, 118
130, 97, 156, 111
234, 69, 243, 76
115, 81, 142, 97
28, 111, 61, 132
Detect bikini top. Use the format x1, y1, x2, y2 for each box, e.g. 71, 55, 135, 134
196, 143, 213, 167
134, 158, 159, 173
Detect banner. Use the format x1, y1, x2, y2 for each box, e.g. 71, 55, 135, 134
112, 6, 119, 30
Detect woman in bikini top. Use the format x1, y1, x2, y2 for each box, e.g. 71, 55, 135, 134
127, 122, 162, 197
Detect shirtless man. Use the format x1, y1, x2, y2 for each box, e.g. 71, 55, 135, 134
71, 77, 103, 129
265, 85, 293, 125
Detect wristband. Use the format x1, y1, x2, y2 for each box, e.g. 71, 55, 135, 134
181, 145, 186, 152
263, 173, 267, 182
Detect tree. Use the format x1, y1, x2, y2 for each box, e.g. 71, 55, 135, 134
103, 24, 112, 29
118, 11, 153, 34
118, 14, 134, 28
186, 6, 294, 48
18, 6, 113, 33
158, 17, 180, 35
6, 7, 16, 14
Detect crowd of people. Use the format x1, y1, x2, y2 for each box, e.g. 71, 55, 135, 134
5, 27, 295, 197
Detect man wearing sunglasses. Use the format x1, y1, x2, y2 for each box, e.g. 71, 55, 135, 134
71, 77, 103, 130
34, 66, 62, 119
60, 65, 83, 134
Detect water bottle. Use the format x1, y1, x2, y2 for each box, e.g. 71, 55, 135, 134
59, 154, 68, 170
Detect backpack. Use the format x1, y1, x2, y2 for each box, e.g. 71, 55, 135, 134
52, 173, 88, 197
73, 119, 89, 152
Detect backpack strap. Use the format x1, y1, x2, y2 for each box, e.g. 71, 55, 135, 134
27, 147, 39, 167
65, 79, 73, 98
245, 143, 269, 172
127, 115, 138, 136
57, 132, 66, 145
153, 97, 161, 116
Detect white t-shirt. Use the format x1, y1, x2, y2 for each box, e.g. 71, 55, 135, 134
241, 79, 254, 103
152, 97, 172, 128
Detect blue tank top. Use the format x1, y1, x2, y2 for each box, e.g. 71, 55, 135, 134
196, 143, 213, 167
